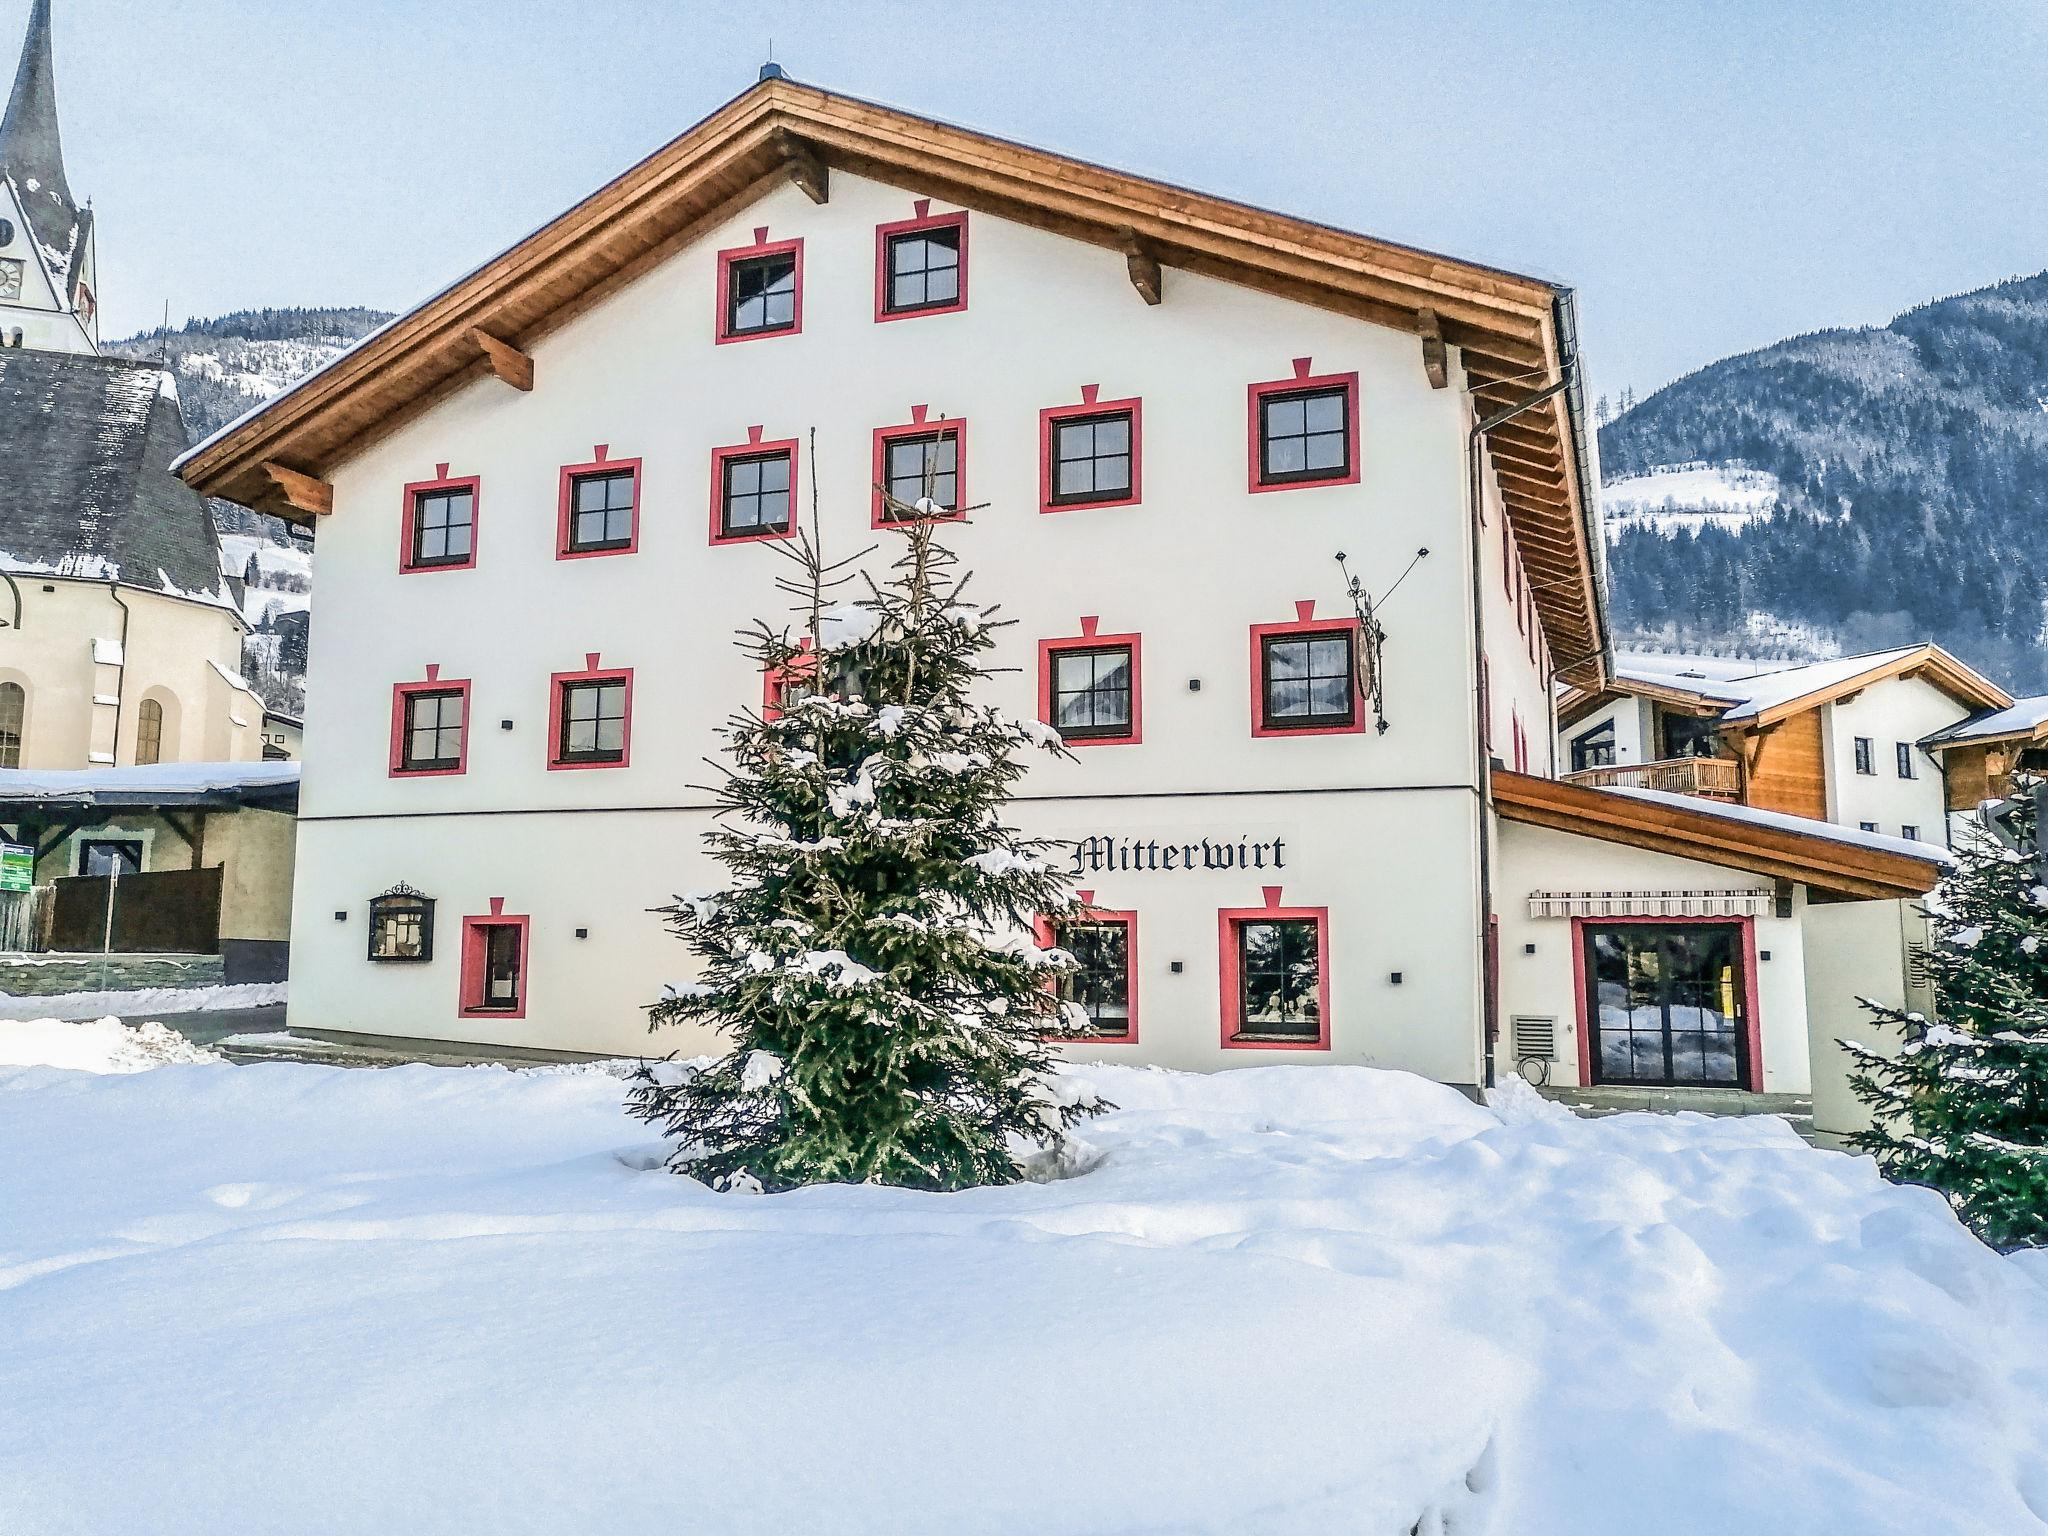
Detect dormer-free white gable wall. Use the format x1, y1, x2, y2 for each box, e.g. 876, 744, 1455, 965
290, 169, 1562, 1072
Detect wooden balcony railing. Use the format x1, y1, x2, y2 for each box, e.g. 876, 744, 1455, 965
1562, 756, 1744, 801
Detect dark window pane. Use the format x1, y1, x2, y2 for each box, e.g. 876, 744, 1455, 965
727, 252, 798, 334
1050, 411, 1135, 505
1259, 386, 1351, 484
402, 688, 465, 770
411, 486, 474, 566
1236, 918, 1320, 1036
884, 226, 961, 314
1262, 631, 1353, 728
721, 450, 794, 536
559, 678, 628, 763
883, 432, 958, 513
1050, 646, 1134, 739
1057, 919, 1131, 1036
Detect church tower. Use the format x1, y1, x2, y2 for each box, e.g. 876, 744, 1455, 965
0, 0, 96, 354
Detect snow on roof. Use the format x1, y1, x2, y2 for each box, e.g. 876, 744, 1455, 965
0, 760, 298, 804
1606, 785, 1952, 865
1924, 695, 2048, 746
1612, 647, 1925, 722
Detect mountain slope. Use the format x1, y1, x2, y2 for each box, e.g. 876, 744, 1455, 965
1599, 270, 2048, 690
103, 307, 391, 710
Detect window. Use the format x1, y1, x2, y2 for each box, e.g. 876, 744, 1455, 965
1859, 821, 1879, 833
876, 207, 967, 319
1901, 824, 1922, 842
1040, 393, 1141, 513
1854, 736, 1875, 775
79, 839, 143, 877
1571, 719, 1616, 772
1220, 900, 1330, 1049
134, 698, 164, 765
1, 679, 26, 768
1581, 923, 1753, 1089
1049, 913, 1136, 1040
716, 235, 803, 341
1659, 713, 1721, 761
401, 469, 480, 573
400, 688, 467, 773
550, 662, 632, 769
1248, 367, 1359, 492
558, 455, 640, 558
460, 907, 529, 1018
367, 886, 435, 962
1041, 637, 1139, 744
1895, 742, 1917, 779
872, 416, 966, 525
1253, 623, 1359, 735
718, 448, 794, 540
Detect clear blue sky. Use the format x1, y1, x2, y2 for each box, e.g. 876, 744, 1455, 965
36, 0, 2048, 398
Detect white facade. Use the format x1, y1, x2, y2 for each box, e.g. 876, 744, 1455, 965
1818, 677, 1956, 843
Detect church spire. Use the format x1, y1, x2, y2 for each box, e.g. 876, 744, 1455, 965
0, 0, 74, 218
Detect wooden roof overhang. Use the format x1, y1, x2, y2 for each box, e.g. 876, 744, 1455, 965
1556, 677, 1733, 731
175, 75, 1604, 680
1728, 644, 2012, 732
1927, 717, 2048, 754
1492, 769, 1946, 902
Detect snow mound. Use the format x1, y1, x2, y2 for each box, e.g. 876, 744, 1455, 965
0, 1016, 223, 1073
0, 982, 288, 1022
0, 1060, 2042, 1533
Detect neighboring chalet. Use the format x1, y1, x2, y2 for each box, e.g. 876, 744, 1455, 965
1923, 696, 2048, 813
179, 69, 1943, 1112
1558, 645, 2010, 845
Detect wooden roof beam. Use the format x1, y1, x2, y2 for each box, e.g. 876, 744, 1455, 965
260, 461, 333, 519
1417, 307, 1448, 389
775, 130, 829, 203
1118, 228, 1162, 305
468, 328, 534, 392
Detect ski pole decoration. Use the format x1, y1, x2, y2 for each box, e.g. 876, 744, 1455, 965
1334, 547, 1428, 736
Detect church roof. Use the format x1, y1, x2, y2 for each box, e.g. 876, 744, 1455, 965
0, 0, 83, 280
0, 349, 237, 611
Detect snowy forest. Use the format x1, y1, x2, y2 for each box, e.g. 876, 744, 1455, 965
1599, 269, 2048, 690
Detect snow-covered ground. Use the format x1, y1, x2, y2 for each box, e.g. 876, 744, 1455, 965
0, 981, 287, 1022
1602, 461, 1782, 537
1, 1025, 2044, 1533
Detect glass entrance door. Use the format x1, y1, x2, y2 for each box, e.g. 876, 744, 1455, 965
1584, 924, 1748, 1087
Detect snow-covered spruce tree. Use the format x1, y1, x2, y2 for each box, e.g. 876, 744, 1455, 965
1845, 783, 2048, 1248
628, 493, 1105, 1192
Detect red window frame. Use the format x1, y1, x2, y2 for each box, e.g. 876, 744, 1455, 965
1247, 359, 1361, 494
547, 653, 634, 771
709, 426, 800, 546
872, 407, 967, 527
1249, 602, 1366, 738
1219, 888, 1331, 1051
556, 446, 641, 561
460, 898, 530, 1022
399, 463, 480, 574
1569, 914, 1765, 1093
388, 667, 471, 778
762, 638, 818, 722
1034, 892, 1139, 1044
1038, 617, 1142, 746
1039, 384, 1142, 514
714, 227, 804, 344
874, 201, 969, 322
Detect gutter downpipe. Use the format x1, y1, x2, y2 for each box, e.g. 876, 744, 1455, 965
1465, 290, 1607, 1091
106, 584, 132, 765
0, 569, 20, 630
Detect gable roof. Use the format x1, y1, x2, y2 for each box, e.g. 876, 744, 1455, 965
1923, 695, 2048, 749
173, 72, 1606, 681
1492, 769, 1947, 902
1561, 644, 2010, 732
0, 349, 236, 610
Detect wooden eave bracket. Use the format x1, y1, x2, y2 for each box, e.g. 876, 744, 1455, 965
775, 131, 829, 203
259, 461, 333, 518
1118, 228, 1162, 305
468, 327, 534, 392
1417, 308, 1448, 389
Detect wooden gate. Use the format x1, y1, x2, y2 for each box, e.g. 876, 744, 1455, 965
47, 867, 224, 954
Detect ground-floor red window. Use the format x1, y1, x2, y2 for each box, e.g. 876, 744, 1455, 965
1220, 894, 1329, 1049
460, 905, 529, 1020
1575, 919, 1761, 1090
1037, 902, 1137, 1041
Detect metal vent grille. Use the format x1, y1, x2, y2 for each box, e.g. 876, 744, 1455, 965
1512, 1014, 1558, 1062
1906, 944, 1935, 988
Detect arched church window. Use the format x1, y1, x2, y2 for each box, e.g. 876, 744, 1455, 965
0, 681, 23, 768
135, 698, 164, 765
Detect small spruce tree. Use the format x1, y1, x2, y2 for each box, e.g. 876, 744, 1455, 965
628, 473, 1104, 1191
1845, 784, 2048, 1248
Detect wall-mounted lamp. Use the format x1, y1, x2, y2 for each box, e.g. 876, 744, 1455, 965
333, 910, 347, 922
1389, 971, 1403, 986
500, 719, 514, 731
1169, 960, 1184, 974
1523, 943, 1536, 955
1187, 679, 1202, 692
575, 927, 589, 940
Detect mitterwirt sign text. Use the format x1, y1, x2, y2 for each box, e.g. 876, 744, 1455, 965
1066, 835, 1287, 876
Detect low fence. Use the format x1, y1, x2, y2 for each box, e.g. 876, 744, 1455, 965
47, 867, 224, 955
0, 886, 52, 952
